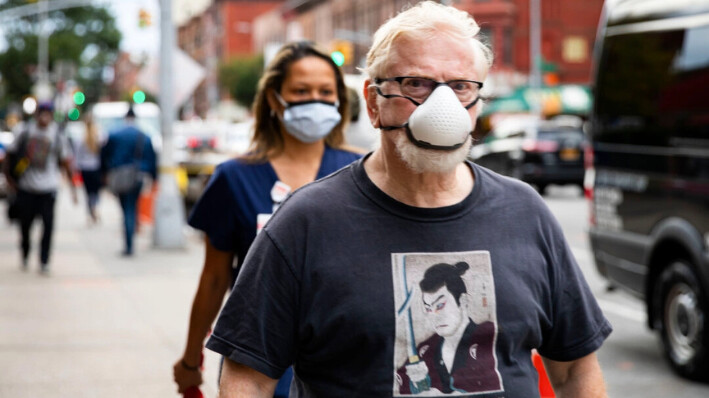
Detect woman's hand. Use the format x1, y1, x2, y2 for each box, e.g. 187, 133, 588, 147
173, 357, 203, 394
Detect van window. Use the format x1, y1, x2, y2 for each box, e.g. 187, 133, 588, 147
594, 22, 709, 174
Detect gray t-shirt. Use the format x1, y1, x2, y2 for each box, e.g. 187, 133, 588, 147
207, 156, 612, 397
8, 122, 71, 193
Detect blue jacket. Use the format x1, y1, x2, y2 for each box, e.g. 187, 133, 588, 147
100, 125, 157, 181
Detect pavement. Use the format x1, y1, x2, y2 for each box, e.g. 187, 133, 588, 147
0, 184, 222, 397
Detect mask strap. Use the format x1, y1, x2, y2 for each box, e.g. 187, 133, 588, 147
273, 91, 338, 108
464, 97, 480, 110
273, 91, 288, 108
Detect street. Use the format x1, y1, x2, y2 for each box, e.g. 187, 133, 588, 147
1, 184, 709, 397
543, 185, 709, 397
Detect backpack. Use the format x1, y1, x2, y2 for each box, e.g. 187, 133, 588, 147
6, 132, 30, 183
106, 133, 145, 195
7, 127, 65, 182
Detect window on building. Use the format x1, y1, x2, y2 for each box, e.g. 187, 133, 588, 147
562, 36, 588, 63
503, 27, 513, 66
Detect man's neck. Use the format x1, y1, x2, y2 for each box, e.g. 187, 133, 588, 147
363, 146, 473, 208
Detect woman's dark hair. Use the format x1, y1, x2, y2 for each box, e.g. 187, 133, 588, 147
243, 41, 349, 162
419, 262, 469, 305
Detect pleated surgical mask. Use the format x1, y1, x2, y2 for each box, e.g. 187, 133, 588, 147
275, 92, 341, 144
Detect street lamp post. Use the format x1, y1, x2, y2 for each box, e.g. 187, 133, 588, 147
529, 0, 542, 115
153, 0, 186, 249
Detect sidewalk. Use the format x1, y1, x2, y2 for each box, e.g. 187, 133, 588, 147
0, 186, 222, 397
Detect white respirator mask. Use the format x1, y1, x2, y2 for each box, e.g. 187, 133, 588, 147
379, 85, 476, 151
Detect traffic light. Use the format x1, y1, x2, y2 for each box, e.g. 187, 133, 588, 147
331, 51, 345, 67
138, 8, 152, 28
73, 90, 85, 106
68, 108, 80, 121
132, 90, 146, 104
331, 40, 353, 66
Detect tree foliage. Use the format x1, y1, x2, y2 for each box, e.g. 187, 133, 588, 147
218, 54, 264, 109
0, 0, 122, 107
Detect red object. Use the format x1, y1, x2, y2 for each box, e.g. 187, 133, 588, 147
183, 353, 205, 398
533, 350, 555, 397
137, 188, 155, 225
184, 386, 204, 398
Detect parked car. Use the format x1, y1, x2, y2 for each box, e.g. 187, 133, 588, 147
470, 116, 586, 194
587, 0, 709, 381
174, 119, 252, 208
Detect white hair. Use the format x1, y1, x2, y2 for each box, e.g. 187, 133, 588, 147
393, 132, 473, 174
365, 1, 493, 79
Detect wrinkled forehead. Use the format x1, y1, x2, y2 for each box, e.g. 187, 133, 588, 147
383, 32, 488, 79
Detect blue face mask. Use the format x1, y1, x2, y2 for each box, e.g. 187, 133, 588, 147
275, 92, 341, 143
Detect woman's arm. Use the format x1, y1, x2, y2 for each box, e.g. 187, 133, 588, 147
173, 238, 234, 393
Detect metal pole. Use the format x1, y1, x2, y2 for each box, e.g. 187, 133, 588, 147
153, 0, 186, 249
35, 0, 52, 101
529, 0, 542, 114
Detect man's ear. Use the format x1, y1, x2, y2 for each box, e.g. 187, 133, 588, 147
363, 79, 380, 128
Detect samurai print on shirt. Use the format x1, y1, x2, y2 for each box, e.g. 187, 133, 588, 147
392, 251, 503, 396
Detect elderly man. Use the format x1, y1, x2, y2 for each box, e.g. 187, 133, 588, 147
206, 2, 612, 397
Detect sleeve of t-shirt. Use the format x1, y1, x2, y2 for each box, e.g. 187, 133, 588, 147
187, 165, 238, 252
537, 217, 612, 361
205, 229, 299, 379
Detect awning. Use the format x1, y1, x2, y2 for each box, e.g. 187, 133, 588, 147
482, 85, 592, 117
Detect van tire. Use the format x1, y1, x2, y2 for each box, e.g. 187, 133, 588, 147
657, 260, 709, 382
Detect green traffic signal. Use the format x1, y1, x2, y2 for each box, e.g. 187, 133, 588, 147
68, 108, 80, 121
331, 51, 345, 67
73, 91, 85, 105
133, 90, 146, 104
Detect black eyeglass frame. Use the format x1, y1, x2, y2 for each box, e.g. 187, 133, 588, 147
373, 76, 484, 109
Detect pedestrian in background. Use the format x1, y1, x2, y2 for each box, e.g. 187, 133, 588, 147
205, 2, 611, 397
74, 111, 104, 224
2, 101, 78, 274
172, 41, 364, 397
100, 106, 157, 256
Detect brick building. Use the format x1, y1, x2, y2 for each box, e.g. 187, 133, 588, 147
177, 0, 603, 116
178, 0, 284, 118
252, 0, 603, 96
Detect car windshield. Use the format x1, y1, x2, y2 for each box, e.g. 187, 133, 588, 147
538, 128, 584, 142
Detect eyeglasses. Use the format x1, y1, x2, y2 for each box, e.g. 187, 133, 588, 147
374, 76, 483, 107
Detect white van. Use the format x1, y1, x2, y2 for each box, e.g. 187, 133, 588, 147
91, 102, 162, 152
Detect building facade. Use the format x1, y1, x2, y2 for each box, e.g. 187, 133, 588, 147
177, 0, 603, 116
178, 0, 284, 118
252, 0, 603, 96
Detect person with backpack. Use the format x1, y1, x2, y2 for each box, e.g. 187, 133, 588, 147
100, 106, 157, 257
2, 101, 78, 274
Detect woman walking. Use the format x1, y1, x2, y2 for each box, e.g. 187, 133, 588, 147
173, 41, 365, 397
74, 112, 103, 223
